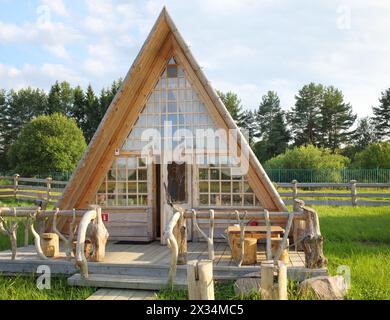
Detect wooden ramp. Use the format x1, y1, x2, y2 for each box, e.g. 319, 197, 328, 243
87, 289, 156, 300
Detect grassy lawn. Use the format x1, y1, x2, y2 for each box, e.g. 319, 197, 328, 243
0, 275, 94, 300
158, 205, 390, 300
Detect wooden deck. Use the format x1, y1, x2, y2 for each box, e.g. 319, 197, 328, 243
87, 289, 156, 300
0, 241, 305, 268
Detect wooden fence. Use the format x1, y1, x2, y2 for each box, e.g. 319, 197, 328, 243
0, 175, 66, 205
277, 180, 390, 207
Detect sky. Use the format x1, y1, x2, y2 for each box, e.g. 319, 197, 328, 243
0, 0, 389, 117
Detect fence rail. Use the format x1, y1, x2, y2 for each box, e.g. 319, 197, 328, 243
266, 168, 390, 183
0, 175, 65, 205
277, 180, 390, 207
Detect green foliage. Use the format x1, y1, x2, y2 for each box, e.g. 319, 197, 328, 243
0, 275, 94, 300
265, 145, 349, 170
288, 83, 355, 150
288, 83, 324, 145
352, 142, 390, 169
319, 86, 356, 152
253, 91, 290, 162
372, 88, 390, 140
6, 113, 86, 175
217, 90, 245, 125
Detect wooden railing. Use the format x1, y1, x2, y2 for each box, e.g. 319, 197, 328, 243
278, 180, 390, 206
0, 205, 108, 278
0, 175, 66, 205
163, 203, 327, 287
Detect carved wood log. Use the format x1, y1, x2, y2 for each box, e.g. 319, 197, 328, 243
176, 213, 187, 265
75, 206, 109, 278
187, 259, 215, 300
192, 209, 214, 261
274, 211, 294, 262
28, 210, 48, 260
0, 208, 18, 260
163, 210, 181, 287
302, 206, 327, 269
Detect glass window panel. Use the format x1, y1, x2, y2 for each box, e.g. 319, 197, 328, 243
221, 181, 231, 193
179, 77, 185, 88
167, 90, 177, 101
128, 170, 137, 181
167, 102, 177, 113
244, 194, 254, 206
210, 182, 220, 193
128, 195, 137, 206
168, 77, 177, 88
116, 182, 126, 193
167, 114, 177, 124
138, 169, 147, 180
127, 182, 137, 193
199, 168, 208, 180
221, 168, 231, 180
139, 195, 148, 206
97, 194, 107, 206
186, 89, 192, 101
221, 195, 231, 206
138, 157, 147, 168
210, 194, 219, 205
138, 182, 147, 193
107, 194, 116, 206
118, 195, 127, 206
200, 194, 209, 205
210, 169, 220, 180
167, 65, 177, 78
177, 67, 184, 77
199, 181, 209, 192
232, 181, 241, 193
233, 195, 242, 206
243, 182, 253, 193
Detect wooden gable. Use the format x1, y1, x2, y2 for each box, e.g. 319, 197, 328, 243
59, 8, 287, 212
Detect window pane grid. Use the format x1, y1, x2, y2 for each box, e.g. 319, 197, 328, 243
96, 156, 148, 207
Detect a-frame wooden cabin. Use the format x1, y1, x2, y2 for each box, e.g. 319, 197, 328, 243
59, 8, 288, 243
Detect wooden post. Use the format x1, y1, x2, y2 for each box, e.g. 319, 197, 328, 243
46, 177, 52, 203
292, 180, 298, 201
277, 261, 288, 300
264, 210, 272, 260
176, 213, 187, 265
350, 180, 357, 207
192, 209, 214, 261
260, 260, 275, 300
13, 174, 19, 200
187, 259, 215, 300
293, 199, 305, 251
24, 218, 29, 247
0, 208, 19, 260
302, 206, 327, 269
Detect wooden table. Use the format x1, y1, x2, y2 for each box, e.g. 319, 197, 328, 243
225, 225, 285, 240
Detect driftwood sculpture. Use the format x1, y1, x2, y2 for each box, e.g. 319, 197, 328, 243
75, 206, 109, 278
302, 205, 327, 269
28, 208, 48, 260
0, 208, 19, 260
53, 208, 76, 260
192, 209, 214, 261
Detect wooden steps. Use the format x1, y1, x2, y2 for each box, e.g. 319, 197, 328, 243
87, 288, 157, 300
68, 273, 186, 291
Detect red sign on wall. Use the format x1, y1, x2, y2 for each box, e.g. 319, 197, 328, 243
101, 212, 109, 222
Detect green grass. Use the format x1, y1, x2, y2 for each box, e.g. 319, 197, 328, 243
0, 275, 94, 300
158, 205, 390, 300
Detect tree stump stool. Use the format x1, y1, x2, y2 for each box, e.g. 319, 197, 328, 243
40, 233, 59, 258
271, 238, 289, 264
232, 237, 257, 265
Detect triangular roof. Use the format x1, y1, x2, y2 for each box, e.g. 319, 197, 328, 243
59, 7, 287, 212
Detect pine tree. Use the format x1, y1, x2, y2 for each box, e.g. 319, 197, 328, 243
288, 83, 324, 146
83, 85, 100, 142
217, 90, 245, 126
72, 86, 86, 130
253, 91, 290, 161
240, 110, 256, 144
319, 86, 356, 152
372, 88, 390, 140
46, 81, 62, 114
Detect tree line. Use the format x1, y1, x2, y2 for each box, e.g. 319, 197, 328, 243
0, 80, 122, 168
0, 79, 389, 172
218, 84, 390, 164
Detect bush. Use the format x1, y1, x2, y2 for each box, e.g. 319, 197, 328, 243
7, 113, 86, 175
264, 145, 350, 169
264, 145, 350, 182
352, 142, 390, 169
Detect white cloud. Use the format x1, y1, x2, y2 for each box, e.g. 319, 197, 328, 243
39, 0, 68, 16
